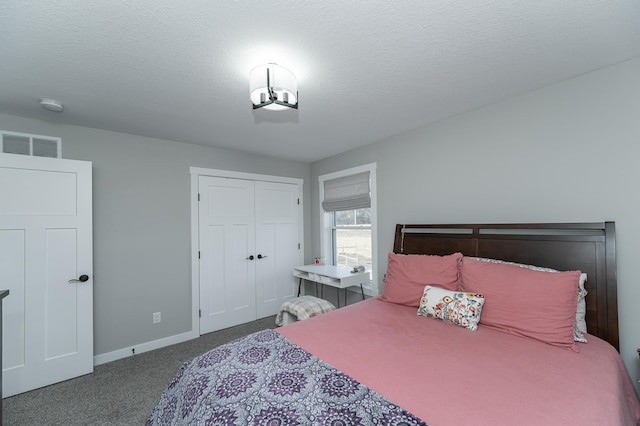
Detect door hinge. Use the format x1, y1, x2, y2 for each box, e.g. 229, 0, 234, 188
198, 193, 200, 201
198, 251, 201, 259
199, 309, 201, 318
297, 198, 300, 205
298, 243, 300, 249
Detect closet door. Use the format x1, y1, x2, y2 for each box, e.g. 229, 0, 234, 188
197, 174, 301, 334
254, 181, 299, 318
199, 176, 256, 334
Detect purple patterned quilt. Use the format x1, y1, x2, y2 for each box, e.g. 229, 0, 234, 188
146, 329, 427, 425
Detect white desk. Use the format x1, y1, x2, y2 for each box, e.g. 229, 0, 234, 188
293, 265, 371, 307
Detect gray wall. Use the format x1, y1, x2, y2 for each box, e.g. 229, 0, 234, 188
310, 57, 640, 385
0, 113, 311, 356
3, 56, 639, 384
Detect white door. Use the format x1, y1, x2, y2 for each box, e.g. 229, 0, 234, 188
0, 154, 93, 397
198, 176, 300, 333
199, 176, 256, 333
255, 181, 299, 318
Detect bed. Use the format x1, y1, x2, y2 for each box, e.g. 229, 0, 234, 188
147, 222, 640, 425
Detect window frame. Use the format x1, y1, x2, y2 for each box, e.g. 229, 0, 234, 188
319, 163, 378, 295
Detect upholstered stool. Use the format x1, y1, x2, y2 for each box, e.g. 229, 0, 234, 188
275, 295, 336, 326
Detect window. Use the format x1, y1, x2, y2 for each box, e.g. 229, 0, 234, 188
1, 130, 61, 158
332, 208, 372, 271
319, 163, 377, 295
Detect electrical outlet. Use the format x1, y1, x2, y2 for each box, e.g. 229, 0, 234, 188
153, 312, 161, 324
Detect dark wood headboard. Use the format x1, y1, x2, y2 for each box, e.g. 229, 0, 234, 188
393, 222, 618, 350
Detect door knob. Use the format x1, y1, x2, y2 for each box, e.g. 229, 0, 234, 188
68, 274, 90, 283
257, 254, 268, 259
246, 255, 255, 260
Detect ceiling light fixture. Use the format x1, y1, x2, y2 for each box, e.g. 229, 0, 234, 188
39, 98, 64, 113
249, 63, 298, 111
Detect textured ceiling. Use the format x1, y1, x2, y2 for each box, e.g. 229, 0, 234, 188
1, 1, 640, 162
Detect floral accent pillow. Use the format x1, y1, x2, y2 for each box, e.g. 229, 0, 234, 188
417, 285, 485, 331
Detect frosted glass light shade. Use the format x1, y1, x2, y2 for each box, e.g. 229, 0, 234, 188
249, 63, 298, 111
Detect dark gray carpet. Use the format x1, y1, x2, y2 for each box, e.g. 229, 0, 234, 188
3, 316, 276, 426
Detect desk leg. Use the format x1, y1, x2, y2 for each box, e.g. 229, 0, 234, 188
297, 277, 302, 297
336, 287, 340, 308
360, 283, 365, 300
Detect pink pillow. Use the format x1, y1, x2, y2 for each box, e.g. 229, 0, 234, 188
380, 252, 462, 307
460, 257, 581, 351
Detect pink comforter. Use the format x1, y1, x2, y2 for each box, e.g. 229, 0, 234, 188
277, 297, 640, 425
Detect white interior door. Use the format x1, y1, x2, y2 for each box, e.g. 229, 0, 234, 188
199, 176, 256, 334
0, 153, 93, 397
255, 181, 299, 318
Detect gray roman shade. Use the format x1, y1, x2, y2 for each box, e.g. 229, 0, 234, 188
322, 171, 371, 212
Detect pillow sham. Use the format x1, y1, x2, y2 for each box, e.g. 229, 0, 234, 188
417, 285, 485, 331
380, 252, 462, 307
470, 257, 588, 342
460, 257, 581, 351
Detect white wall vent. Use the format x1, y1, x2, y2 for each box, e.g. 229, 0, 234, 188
0, 130, 61, 158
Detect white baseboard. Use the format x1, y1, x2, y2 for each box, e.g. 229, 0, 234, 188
93, 330, 199, 366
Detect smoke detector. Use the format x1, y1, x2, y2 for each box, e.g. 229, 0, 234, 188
39, 98, 64, 112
